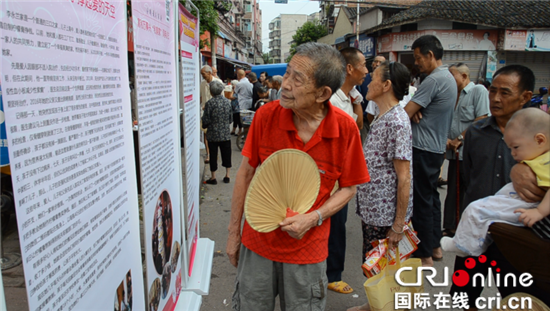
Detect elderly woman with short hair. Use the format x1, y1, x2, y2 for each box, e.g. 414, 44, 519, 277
202, 80, 233, 184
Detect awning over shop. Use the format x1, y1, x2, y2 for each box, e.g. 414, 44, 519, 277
217, 56, 253, 69
335, 33, 352, 45
217, 31, 227, 39
335, 36, 347, 45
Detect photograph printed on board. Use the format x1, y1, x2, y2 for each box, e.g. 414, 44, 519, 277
113, 270, 132, 311
151, 190, 173, 275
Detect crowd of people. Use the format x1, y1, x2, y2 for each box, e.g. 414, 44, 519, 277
197, 35, 549, 310
199, 65, 284, 185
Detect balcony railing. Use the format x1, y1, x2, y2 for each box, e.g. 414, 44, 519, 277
269, 30, 280, 39
235, 26, 246, 42
270, 49, 281, 57
269, 40, 281, 48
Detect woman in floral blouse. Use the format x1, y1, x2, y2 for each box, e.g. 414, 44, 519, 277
350, 62, 413, 311
202, 80, 233, 185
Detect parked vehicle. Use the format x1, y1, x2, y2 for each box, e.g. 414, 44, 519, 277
251, 63, 287, 78
524, 86, 548, 109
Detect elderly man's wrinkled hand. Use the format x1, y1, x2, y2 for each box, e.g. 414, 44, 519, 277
511, 164, 545, 202
446, 139, 452, 150
226, 232, 241, 267
279, 213, 316, 240
449, 138, 462, 152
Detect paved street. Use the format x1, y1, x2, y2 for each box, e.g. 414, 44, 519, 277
1, 134, 497, 311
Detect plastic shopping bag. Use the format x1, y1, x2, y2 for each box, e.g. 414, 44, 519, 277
363, 248, 423, 311
362, 224, 420, 278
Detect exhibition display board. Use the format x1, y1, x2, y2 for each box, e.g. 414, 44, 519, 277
1, 1, 146, 310
178, 3, 201, 278
131, 0, 184, 310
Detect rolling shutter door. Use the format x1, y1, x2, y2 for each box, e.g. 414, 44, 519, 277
506, 52, 550, 92
442, 51, 486, 83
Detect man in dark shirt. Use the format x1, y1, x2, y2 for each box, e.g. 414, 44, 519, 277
450, 65, 550, 308
247, 72, 263, 111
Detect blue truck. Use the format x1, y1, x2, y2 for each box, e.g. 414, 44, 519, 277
251, 63, 287, 78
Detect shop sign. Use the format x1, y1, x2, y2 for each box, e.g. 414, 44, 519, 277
504, 30, 527, 50
377, 30, 498, 53
350, 35, 375, 57
216, 37, 224, 56
505, 29, 550, 51
225, 42, 232, 58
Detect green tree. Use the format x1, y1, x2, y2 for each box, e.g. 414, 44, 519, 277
286, 21, 328, 62
262, 52, 272, 64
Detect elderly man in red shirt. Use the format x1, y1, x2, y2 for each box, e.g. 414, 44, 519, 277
226, 42, 370, 310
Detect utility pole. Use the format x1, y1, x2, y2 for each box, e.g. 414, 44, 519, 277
356, 1, 360, 47
252, 0, 255, 65
211, 34, 217, 68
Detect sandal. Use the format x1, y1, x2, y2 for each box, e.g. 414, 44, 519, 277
223, 177, 230, 183
204, 179, 217, 185
327, 281, 353, 294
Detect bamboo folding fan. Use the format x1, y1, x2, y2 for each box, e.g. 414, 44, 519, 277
245, 149, 321, 233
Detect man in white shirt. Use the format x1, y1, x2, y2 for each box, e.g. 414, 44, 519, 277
234, 69, 253, 111
266, 75, 283, 101
200, 65, 223, 109
326, 47, 368, 295
329, 47, 368, 130
212, 66, 220, 78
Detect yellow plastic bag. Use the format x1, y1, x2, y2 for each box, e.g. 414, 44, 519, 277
363, 248, 423, 311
